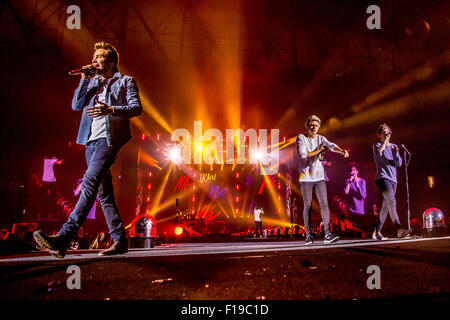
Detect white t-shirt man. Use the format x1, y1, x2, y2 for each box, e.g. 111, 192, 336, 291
296, 134, 337, 182
254, 207, 263, 221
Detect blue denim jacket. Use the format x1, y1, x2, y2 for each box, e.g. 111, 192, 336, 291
72, 72, 143, 147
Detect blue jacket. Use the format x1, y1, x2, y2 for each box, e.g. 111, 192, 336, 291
72, 72, 143, 147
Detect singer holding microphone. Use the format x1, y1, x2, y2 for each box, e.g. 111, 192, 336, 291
34, 41, 143, 258
372, 123, 412, 240
344, 165, 366, 214
296, 115, 349, 245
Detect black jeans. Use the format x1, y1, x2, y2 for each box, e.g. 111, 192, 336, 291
375, 179, 402, 232
300, 180, 331, 238
254, 221, 263, 236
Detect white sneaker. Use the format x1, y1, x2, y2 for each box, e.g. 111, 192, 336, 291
372, 230, 388, 240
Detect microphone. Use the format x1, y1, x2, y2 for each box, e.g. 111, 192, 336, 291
68, 64, 97, 76
401, 144, 411, 154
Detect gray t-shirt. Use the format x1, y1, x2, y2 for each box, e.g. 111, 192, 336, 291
296, 134, 337, 182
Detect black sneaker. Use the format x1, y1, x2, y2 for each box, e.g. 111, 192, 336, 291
98, 239, 128, 256
324, 233, 340, 244
33, 230, 68, 259
397, 228, 413, 238
305, 237, 314, 245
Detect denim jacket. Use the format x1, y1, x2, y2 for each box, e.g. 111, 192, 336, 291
72, 72, 143, 147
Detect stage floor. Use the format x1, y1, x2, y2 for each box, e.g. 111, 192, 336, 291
0, 236, 449, 300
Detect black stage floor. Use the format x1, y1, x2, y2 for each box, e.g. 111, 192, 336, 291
0, 236, 449, 301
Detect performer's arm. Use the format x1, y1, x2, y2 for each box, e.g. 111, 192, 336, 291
307, 148, 326, 158
110, 77, 143, 118
71, 79, 91, 111
377, 136, 390, 154
358, 179, 367, 199
392, 144, 403, 167
296, 135, 309, 159
322, 137, 349, 158
331, 145, 349, 158
72, 64, 97, 111
344, 179, 351, 194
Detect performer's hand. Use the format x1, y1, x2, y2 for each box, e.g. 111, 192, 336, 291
392, 144, 399, 151
319, 146, 328, 154
80, 64, 97, 79
86, 100, 113, 118
342, 150, 349, 158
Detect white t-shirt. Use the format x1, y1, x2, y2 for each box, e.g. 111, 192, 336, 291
88, 77, 112, 143
296, 134, 337, 182
254, 208, 262, 221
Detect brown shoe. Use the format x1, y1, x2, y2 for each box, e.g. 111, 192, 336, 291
33, 230, 68, 259
98, 239, 128, 256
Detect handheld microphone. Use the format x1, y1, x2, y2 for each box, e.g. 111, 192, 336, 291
68, 64, 97, 76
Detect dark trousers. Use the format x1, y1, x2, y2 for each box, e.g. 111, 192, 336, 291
375, 179, 402, 232
58, 138, 125, 242
254, 221, 263, 236
300, 180, 331, 238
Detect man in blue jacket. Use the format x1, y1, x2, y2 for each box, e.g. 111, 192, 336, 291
34, 41, 143, 258
372, 123, 412, 240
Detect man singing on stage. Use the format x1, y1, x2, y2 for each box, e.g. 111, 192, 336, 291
297, 115, 349, 245
34, 41, 143, 258
344, 165, 367, 227
372, 124, 412, 240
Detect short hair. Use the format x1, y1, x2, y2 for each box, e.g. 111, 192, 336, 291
94, 41, 119, 69
305, 115, 321, 127
377, 123, 391, 135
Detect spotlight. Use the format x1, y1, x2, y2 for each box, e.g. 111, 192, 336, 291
168, 147, 181, 164
174, 226, 184, 236
423, 208, 447, 237
251, 150, 271, 165
129, 213, 156, 248
251, 150, 263, 162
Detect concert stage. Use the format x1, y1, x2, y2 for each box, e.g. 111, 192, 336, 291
1, 1, 449, 311
1, 236, 449, 300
